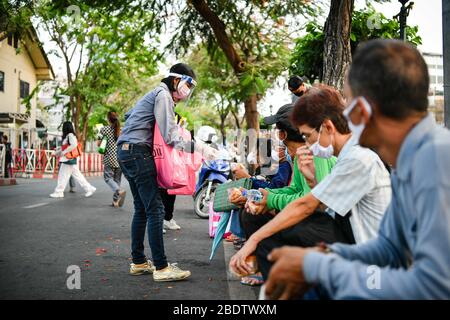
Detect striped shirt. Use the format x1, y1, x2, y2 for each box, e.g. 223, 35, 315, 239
311, 135, 392, 244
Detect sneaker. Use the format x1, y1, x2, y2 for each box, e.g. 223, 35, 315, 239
50, 192, 64, 198
69, 187, 76, 193
163, 228, 166, 234
112, 200, 120, 208
164, 219, 181, 230
85, 187, 96, 198
129, 260, 156, 276
117, 190, 126, 207
153, 263, 191, 282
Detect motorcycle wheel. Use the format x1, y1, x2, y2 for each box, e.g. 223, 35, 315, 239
194, 184, 217, 219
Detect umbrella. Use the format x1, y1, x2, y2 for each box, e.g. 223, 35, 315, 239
209, 211, 231, 261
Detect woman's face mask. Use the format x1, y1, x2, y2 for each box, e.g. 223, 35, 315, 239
309, 125, 334, 159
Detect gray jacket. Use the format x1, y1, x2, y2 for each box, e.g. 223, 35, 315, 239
117, 83, 194, 153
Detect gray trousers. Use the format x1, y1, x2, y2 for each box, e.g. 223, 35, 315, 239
104, 165, 122, 201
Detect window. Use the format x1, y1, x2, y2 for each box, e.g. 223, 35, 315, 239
20, 80, 30, 99
6, 32, 19, 49
0, 71, 4, 92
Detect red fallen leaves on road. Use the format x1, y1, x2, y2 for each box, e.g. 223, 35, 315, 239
96, 248, 107, 255
101, 278, 109, 282
84, 260, 91, 263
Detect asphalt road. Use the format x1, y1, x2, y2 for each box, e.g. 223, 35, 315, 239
0, 177, 257, 300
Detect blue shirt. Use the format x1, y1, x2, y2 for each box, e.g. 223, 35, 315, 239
304, 114, 450, 299
250, 161, 292, 189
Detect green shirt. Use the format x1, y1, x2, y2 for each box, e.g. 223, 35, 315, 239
266, 156, 336, 211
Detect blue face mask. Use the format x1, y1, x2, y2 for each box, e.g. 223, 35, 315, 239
282, 141, 292, 162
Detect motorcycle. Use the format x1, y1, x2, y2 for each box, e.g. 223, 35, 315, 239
193, 149, 232, 219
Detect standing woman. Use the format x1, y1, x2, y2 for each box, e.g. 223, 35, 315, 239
117, 63, 215, 282
97, 111, 126, 207
50, 122, 96, 198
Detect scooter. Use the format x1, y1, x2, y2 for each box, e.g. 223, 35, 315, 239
193, 149, 231, 219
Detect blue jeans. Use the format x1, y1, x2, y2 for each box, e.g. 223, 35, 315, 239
118, 144, 167, 269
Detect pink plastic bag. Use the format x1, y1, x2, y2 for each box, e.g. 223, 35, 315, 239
208, 202, 221, 238
153, 122, 202, 190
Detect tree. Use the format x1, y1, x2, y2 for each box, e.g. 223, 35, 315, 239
161, 0, 323, 130
35, 1, 159, 146
0, 0, 33, 42
322, 0, 354, 91
290, 5, 422, 84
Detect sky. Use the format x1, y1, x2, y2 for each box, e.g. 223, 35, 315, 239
38, 0, 444, 115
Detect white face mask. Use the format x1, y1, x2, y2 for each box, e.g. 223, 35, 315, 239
309, 126, 334, 159
271, 149, 280, 162
343, 97, 373, 143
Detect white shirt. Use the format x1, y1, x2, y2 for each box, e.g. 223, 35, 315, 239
311, 135, 392, 244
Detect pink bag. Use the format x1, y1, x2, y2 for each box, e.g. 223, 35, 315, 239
208, 202, 221, 238
153, 122, 202, 190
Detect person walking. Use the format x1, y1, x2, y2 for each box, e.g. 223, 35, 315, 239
50, 121, 96, 198
97, 111, 126, 207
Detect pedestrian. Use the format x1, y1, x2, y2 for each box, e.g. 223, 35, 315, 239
117, 62, 217, 282
97, 111, 126, 207
1, 135, 12, 178
288, 75, 310, 101
50, 121, 96, 198
161, 189, 179, 231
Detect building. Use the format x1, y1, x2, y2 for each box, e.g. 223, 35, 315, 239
0, 27, 54, 149
423, 52, 444, 124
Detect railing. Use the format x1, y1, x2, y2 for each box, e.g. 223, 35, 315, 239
11, 148, 103, 178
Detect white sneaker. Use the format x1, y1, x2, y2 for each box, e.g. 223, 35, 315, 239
50, 192, 64, 198
153, 263, 191, 282
129, 260, 156, 276
163, 228, 166, 234
164, 219, 181, 230
85, 187, 96, 198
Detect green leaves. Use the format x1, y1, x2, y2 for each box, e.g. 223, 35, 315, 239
290, 5, 422, 83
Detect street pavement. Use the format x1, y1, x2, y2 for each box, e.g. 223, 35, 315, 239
0, 177, 258, 300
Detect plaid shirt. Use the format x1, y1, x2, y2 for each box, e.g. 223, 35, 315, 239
99, 126, 120, 168
311, 136, 392, 244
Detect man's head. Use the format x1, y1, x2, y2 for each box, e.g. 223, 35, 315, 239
288, 75, 307, 97
2, 135, 7, 143
264, 103, 305, 154
162, 63, 197, 103
344, 39, 429, 163
291, 84, 350, 157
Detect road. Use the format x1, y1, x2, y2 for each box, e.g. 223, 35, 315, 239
0, 177, 258, 300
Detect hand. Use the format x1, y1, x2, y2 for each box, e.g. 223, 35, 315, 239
245, 188, 270, 215
296, 146, 317, 188
265, 246, 312, 300
229, 238, 258, 276
232, 164, 251, 179
229, 187, 247, 207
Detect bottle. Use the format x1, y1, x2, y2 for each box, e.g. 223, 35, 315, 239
242, 189, 263, 203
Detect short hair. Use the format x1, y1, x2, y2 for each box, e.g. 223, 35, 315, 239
2, 135, 7, 141
348, 39, 429, 119
291, 84, 350, 134
288, 75, 304, 91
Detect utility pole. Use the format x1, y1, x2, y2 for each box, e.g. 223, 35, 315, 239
394, 0, 414, 41
443, 0, 450, 128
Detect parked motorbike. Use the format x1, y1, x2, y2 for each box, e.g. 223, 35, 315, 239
193, 148, 232, 219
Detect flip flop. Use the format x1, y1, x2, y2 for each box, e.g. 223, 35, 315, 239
240, 274, 264, 287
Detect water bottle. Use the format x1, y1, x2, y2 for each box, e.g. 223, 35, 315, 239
242, 189, 263, 203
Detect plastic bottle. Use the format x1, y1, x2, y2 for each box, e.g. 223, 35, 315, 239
242, 189, 263, 203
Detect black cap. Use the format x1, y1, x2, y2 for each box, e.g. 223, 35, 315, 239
264, 104, 295, 129
288, 75, 304, 91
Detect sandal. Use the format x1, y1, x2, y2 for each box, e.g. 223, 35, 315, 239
240, 273, 264, 287
225, 234, 239, 242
